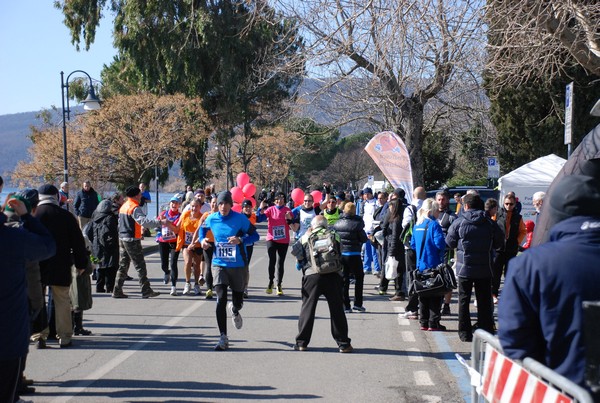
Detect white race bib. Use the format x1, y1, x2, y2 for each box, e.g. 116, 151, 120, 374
273, 225, 285, 240
184, 231, 194, 245
215, 242, 237, 262
161, 226, 176, 241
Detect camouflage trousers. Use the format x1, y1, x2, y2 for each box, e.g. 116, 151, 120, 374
115, 240, 152, 294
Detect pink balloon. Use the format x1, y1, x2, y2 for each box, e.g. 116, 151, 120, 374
250, 197, 257, 208
236, 172, 250, 188
232, 203, 242, 213
242, 182, 256, 198
230, 186, 244, 204
291, 188, 304, 207
311, 190, 323, 204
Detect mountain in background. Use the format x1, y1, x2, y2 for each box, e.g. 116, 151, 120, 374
0, 79, 372, 182
0, 110, 43, 181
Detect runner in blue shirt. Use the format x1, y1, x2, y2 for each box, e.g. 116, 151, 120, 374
198, 191, 259, 351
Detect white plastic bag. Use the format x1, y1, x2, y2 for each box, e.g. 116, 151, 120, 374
385, 257, 399, 280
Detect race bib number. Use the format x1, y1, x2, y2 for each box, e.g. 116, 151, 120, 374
273, 225, 286, 240
184, 231, 194, 245
215, 242, 237, 262
302, 218, 312, 228
161, 226, 176, 241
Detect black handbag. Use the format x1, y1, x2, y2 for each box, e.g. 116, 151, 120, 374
410, 222, 455, 298
412, 268, 447, 297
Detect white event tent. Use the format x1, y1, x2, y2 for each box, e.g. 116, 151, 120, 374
498, 154, 567, 222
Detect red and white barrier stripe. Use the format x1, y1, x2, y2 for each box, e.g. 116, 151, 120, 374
481, 344, 573, 403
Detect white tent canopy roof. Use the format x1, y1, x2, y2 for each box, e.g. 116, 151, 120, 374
499, 154, 566, 189
498, 154, 567, 222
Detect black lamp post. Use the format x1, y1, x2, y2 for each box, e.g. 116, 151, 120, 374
60, 70, 101, 183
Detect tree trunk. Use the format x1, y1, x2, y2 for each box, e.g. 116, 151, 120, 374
399, 98, 425, 187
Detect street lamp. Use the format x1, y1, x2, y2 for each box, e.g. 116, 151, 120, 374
60, 70, 101, 183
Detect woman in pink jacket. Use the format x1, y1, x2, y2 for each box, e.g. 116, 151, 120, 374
257, 192, 293, 296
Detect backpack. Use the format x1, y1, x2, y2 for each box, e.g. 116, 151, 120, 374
401, 204, 418, 248
307, 228, 342, 274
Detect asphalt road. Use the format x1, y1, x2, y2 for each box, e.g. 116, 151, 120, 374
24, 227, 475, 402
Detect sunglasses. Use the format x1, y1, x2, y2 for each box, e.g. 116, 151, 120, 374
303, 199, 313, 202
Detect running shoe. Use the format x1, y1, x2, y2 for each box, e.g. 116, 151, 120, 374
182, 282, 191, 295
352, 305, 366, 312
215, 334, 229, 351
170, 286, 177, 296
163, 273, 170, 285
428, 324, 447, 331
400, 311, 418, 319
293, 344, 307, 351
266, 282, 273, 294
193, 284, 201, 295
205, 289, 214, 299
243, 290, 249, 299
228, 302, 243, 329
276, 285, 283, 296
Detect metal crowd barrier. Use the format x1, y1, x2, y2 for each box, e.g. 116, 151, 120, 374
468, 329, 594, 403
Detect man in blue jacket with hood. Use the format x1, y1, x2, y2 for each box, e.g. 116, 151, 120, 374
498, 174, 600, 395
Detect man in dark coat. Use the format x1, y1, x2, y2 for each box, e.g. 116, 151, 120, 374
446, 194, 504, 342
73, 180, 100, 229
499, 174, 600, 396
0, 197, 55, 403
34, 184, 89, 348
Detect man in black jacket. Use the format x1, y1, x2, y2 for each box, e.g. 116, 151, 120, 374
34, 184, 89, 348
73, 180, 100, 229
446, 194, 504, 342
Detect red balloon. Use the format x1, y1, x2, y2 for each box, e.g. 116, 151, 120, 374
230, 186, 244, 204
311, 190, 323, 204
242, 183, 256, 198
250, 197, 257, 208
236, 172, 251, 188
291, 188, 304, 207
232, 203, 242, 213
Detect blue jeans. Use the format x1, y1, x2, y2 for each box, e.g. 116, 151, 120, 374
362, 240, 380, 272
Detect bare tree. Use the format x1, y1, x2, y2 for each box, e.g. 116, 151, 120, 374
485, 1, 600, 88
275, 0, 487, 185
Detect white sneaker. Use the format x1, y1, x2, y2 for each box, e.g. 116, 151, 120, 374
215, 333, 229, 351
170, 286, 177, 296
182, 283, 191, 295
193, 284, 201, 295
400, 311, 418, 319
228, 301, 243, 329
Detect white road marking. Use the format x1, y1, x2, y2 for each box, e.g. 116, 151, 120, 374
406, 347, 424, 362
415, 370, 435, 386
421, 395, 442, 402
50, 300, 204, 403
401, 331, 416, 342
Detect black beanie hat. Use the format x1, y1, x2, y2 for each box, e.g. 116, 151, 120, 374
125, 186, 141, 197
242, 199, 252, 208
38, 184, 59, 196
217, 191, 233, 205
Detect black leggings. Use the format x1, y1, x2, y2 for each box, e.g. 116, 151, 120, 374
266, 241, 288, 286
203, 242, 214, 289
159, 242, 180, 282
215, 284, 244, 335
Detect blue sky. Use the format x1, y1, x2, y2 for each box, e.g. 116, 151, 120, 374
0, 1, 116, 115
